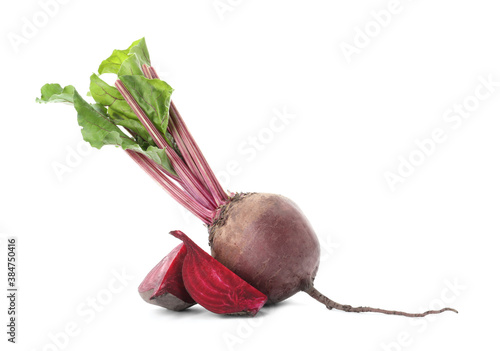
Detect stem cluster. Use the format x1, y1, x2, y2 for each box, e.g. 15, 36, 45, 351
116, 64, 228, 224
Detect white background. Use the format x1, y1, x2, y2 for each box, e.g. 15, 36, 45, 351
1, 0, 499, 350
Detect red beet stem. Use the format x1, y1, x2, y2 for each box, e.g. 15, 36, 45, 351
141, 64, 210, 193
168, 116, 207, 195
126, 150, 213, 223
119, 65, 229, 223
148, 66, 229, 207
115, 80, 168, 150
305, 287, 458, 317
116, 80, 218, 211
169, 103, 229, 207
142, 64, 154, 79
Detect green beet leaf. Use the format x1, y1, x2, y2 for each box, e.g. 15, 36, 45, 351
36, 84, 75, 104
118, 75, 173, 137
73, 90, 137, 150
89, 74, 136, 119
98, 38, 150, 75
89, 74, 154, 144
117, 54, 145, 77
36, 85, 175, 175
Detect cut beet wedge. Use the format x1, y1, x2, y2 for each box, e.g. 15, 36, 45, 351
138, 243, 196, 311
170, 230, 268, 316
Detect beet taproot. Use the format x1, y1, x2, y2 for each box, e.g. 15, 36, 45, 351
209, 193, 457, 317
138, 243, 196, 311
170, 230, 268, 316
209, 192, 320, 303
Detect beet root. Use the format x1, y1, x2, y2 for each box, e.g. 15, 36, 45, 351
138, 243, 196, 311
305, 286, 458, 317
170, 230, 268, 316
209, 193, 458, 317
209, 193, 320, 303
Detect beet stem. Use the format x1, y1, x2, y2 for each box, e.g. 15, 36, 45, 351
169, 103, 229, 206
142, 64, 208, 192
169, 116, 207, 192
149, 65, 228, 206
305, 287, 458, 317
116, 79, 218, 211
126, 150, 213, 223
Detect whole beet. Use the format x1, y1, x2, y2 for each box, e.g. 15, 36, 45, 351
208, 193, 457, 318
209, 193, 320, 303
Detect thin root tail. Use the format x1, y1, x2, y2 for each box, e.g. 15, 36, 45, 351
304, 286, 458, 318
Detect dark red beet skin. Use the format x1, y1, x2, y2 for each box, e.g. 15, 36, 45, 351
138, 243, 196, 311
170, 230, 268, 316
209, 193, 321, 304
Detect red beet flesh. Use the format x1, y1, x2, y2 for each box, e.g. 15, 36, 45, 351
138, 243, 196, 311
170, 230, 268, 316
